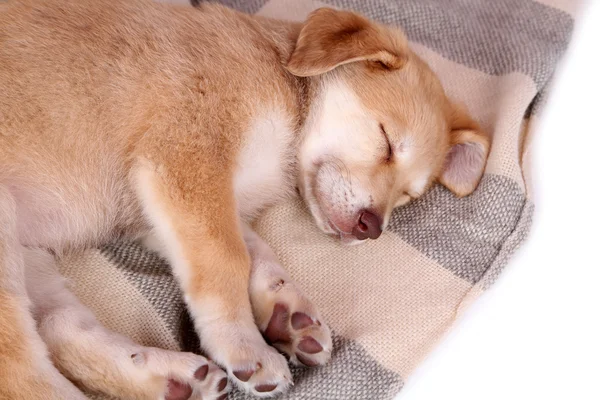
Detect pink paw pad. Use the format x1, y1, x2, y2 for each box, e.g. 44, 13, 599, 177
263, 303, 326, 367
166, 380, 192, 400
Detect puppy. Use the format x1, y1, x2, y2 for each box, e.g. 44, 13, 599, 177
0, 0, 489, 399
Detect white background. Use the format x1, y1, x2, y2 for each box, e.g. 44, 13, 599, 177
399, 1, 600, 399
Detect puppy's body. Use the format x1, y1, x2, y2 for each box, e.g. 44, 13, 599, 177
1, 1, 301, 249
0, 1, 489, 399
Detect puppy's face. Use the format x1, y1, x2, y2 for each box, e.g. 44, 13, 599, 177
288, 9, 490, 244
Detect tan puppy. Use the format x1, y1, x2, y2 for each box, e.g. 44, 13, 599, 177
0, 0, 489, 399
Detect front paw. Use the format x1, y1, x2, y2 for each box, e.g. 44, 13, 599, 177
252, 274, 333, 367
202, 323, 292, 398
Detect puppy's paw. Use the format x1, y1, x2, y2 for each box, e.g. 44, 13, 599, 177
202, 323, 292, 398
227, 341, 292, 397
132, 348, 229, 400
264, 301, 331, 367
251, 271, 333, 368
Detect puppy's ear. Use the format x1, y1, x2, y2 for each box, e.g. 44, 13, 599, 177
439, 103, 490, 197
286, 8, 408, 77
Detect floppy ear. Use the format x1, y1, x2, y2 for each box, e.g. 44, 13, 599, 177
286, 8, 408, 77
439, 103, 490, 197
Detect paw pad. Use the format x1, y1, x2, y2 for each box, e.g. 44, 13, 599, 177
165, 380, 192, 400
255, 383, 278, 393
263, 302, 329, 368
194, 365, 209, 381
298, 337, 323, 354
296, 353, 319, 367
233, 369, 255, 382
217, 377, 228, 391
264, 303, 291, 343
291, 312, 315, 330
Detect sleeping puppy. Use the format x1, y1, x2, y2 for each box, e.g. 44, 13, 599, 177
0, 0, 489, 399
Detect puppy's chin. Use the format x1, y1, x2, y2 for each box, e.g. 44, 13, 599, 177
338, 234, 366, 246
306, 203, 336, 235
315, 219, 367, 246
300, 178, 370, 246
305, 200, 367, 246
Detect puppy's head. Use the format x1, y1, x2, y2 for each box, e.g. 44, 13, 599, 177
287, 8, 489, 245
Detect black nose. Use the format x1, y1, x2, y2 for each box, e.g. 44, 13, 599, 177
352, 210, 383, 240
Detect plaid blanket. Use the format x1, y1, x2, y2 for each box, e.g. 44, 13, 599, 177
58, 0, 577, 398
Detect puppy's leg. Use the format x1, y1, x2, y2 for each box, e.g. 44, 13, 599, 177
244, 226, 333, 367
0, 186, 88, 400
134, 163, 291, 397
24, 247, 229, 400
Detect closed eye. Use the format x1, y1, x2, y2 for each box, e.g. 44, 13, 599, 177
380, 123, 393, 162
